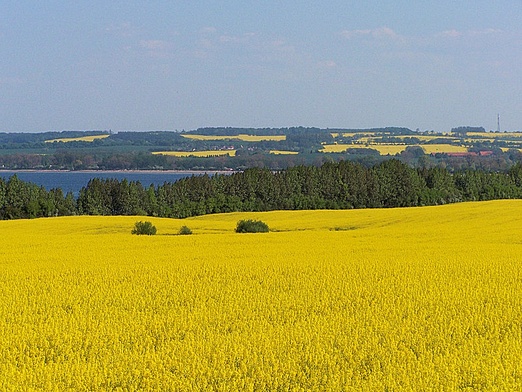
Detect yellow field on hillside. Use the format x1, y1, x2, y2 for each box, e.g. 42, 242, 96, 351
467, 132, 522, 138
420, 144, 468, 153
269, 150, 299, 155
1, 201, 522, 390
330, 132, 376, 138
322, 143, 408, 155
45, 134, 110, 143
152, 150, 236, 157
181, 134, 286, 142
395, 134, 456, 141
464, 138, 497, 143
357, 136, 380, 143
329, 133, 455, 141
322, 143, 469, 155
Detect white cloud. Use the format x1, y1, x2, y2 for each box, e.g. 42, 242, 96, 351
372, 26, 399, 39
436, 28, 503, 39
139, 39, 174, 59
219, 33, 255, 44
469, 28, 503, 36
195, 30, 289, 59
340, 29, 367, 39
190, 30, 324, 82
140, 40, 170, 51
267, 39, 296, 55
104, 22, 139, 38
317, 60, 337, 69
438, 29, 462, 38
340, 26, 400, 40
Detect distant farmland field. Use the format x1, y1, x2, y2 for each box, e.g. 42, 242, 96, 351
269, 150, 299, 155
394, 134, 456, 141
322, 143, 468, 155
152, 150, 236, 157
44, 134, 110, 143
1, 201, 521, 390
420, 144, 468, 154
322, 144, 408, 155
467, 132, 522, 138
181, 134, 286, 142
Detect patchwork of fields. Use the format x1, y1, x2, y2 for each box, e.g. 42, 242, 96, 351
1, 201, 521, 389
323, 130, 522, 155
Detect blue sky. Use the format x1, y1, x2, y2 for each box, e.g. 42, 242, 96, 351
1, 1, 521, 132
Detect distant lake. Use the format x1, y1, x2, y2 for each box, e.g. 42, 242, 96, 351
0, 170, 222, 196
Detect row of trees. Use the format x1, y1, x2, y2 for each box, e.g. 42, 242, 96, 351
2, 160, 522, 220
0, 175, 76, 219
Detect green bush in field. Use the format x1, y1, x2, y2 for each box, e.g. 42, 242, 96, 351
235, 219, 269, 233
132, 221, 157, 235
178, 225, 192, 235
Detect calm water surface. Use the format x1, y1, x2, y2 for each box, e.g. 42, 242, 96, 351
0, 171, 213, 196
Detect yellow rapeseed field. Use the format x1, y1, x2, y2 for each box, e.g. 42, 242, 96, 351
269, 150, 299, 155
181, 134, 286, 142
395, 134, 456, 141
420, 144, 468, 154
44, 134, 110, 143
1, 201, 522, 390
152, 150, 236, 157
467, 132, 522, 139
322, 144, 408, 155
330, 133, 456, 142
330, 132, 376, 138
322, 143, 469, 155
464, 138, 497, 143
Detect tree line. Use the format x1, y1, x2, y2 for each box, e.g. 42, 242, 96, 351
2, 159, 522, 220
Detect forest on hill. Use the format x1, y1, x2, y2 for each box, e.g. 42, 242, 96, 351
2, 159, 522, 220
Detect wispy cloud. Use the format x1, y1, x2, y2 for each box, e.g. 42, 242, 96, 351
194, 28, 273, 58
219, 33, 255, 44
318, 60, 337, 68
139, 39, 174, 59
264, 39, 297, 57
437, 29, 462, 38
190, 28, 325, 81
333, 23, 520, 87
339, 26, 505, 52
317, 60, 337, 69
340, 26, 401, 40
437, 28, 503, 39
140, 39, 170, 51
102, 21, 178, 55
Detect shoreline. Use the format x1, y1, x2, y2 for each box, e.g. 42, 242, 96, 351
0, 169, 237, 175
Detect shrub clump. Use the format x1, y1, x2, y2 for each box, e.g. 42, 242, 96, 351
178, 225, 192, 235
235, 219, 269, 233
132, 221, 157, 235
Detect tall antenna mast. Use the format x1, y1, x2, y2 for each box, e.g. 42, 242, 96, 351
497, 113, 501, 132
